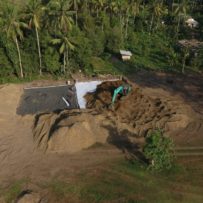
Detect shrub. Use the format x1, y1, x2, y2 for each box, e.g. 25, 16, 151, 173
143, 130, 175, 171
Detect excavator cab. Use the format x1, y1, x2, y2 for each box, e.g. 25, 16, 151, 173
123, 85, 130, 95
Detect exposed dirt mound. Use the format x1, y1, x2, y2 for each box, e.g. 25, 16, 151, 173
32, 80, 202, 154
33, 110, 111, 153
85, 80, 123, 110
1, 75, 203, 185
85, 81, 195, 137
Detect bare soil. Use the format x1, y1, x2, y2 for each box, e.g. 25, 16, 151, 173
0, 72, 203, 187
85, 80, 199, 138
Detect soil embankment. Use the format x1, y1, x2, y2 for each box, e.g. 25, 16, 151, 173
33, 80, 203, 155
85, 81, 199, 137
0, 73, 203, 185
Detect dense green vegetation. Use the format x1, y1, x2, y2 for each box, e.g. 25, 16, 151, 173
144, 130, 175, 171
0, 0, 203, 82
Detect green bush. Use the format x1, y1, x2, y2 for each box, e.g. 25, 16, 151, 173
143, 130, 175, 171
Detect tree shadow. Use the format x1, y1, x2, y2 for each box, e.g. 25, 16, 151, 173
127, 70, 203, 115
103, 124, 148, 164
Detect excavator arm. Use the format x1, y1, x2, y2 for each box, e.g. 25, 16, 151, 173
112, 86, 124, 105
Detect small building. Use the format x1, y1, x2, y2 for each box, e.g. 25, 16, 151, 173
185, 18, 199, 28
120, 50, 132, 61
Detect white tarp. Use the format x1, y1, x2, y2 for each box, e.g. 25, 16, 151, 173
75, 81, 102, 109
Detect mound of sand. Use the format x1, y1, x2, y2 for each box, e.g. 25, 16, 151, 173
85, 81, 194, 137
33, 80, 200, 154
33, 110, 111, 153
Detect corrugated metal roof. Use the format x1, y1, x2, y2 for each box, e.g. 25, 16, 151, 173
120, 50, 132, 56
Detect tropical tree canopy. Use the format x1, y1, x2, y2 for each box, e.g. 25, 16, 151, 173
0, 0, 202, 81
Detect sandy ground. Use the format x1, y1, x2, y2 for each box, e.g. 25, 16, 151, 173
128, 71, 203, 146
0, 73, 203, 186
0, 84, 121, 186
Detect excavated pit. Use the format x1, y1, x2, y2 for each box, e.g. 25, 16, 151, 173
33, 80, 196, 153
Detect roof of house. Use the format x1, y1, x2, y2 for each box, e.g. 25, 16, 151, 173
185, 18, 199, 26
120, 50, 132, 56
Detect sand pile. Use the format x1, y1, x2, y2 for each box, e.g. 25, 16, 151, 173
85, 81, 193, 136
33, 80, 197, 154
33, 110, 111, 153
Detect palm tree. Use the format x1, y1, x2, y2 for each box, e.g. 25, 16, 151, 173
123, 0, 130, 38
130, 0, 142, 18
108, 0, 119, 14
51, 33, 74, 74
149, 0, 165, 32
46, 0, 75, 34
1, 4, 28, 78
174, 0, 188, 34
24, 0, 44, 75
71, 0, 81, 26
110, 0, 125, 40
123, 0, 142, 38
92, 0, 106, 17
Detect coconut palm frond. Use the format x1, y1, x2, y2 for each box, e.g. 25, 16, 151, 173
51, 38, 62, 45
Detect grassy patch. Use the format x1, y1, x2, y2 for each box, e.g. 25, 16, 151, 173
111, 57, 140, 75
90, 57, 119, 75
1, 179, 28, 203
1, 158, 203, 203
42, 180, 80, 200
52, 159, 202, 203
